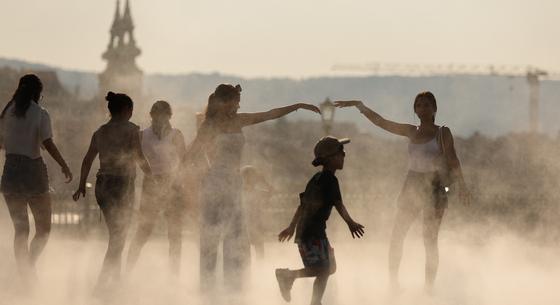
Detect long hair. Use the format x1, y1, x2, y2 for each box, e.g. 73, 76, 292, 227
1, 74, 43, 119
203, 84, 242, 127
414, 91, 437, 123
150, 100, 172, 140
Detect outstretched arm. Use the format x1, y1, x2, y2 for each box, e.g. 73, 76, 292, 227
334, 200, 365, 239
72, 135, 98, 201
334, 100, 415, 137
442, 127, 470, 206
237, 103, 320, 127
43, 138, 72, 183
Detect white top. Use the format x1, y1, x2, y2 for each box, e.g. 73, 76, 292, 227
408, 130, 442, 173
0, 102, 53, 159
141, 126, 183, 176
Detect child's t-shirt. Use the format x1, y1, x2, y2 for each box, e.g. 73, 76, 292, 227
295, 170, 342, 243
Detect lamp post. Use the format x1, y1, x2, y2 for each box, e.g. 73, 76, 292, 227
320, 98, 336, 135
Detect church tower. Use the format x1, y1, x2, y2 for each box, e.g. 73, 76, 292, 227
98, 0, 143, 98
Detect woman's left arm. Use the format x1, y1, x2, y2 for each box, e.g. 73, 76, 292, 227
442, 127, 470, 206
237, 103, 320, 127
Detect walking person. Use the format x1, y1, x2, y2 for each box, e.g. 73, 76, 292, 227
334, 92, 470, 293
126, 100, 187, 276
275, 136, 365, 305
72, 91, 151, 293
186, 84, 320, 293
0, 74, 72, 286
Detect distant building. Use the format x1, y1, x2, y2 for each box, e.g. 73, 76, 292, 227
98, 0, 143, 99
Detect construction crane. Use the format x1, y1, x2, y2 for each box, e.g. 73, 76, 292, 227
332, 62, 559, 133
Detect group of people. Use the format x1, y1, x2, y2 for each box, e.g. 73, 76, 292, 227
0, 74, 469, 305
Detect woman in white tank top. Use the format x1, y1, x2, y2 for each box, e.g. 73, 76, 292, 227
126, 101, 187, 276
335, 92, 470, 293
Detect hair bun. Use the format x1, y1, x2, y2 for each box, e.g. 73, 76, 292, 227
105, 91, 116, 102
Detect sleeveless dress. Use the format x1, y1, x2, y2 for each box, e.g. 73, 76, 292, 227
199, 133, 250, 291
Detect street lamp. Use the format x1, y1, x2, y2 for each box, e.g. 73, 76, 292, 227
320, 98, 336, 135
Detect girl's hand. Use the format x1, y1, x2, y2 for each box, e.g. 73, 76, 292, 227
333, 100, 364, 108
297, 103, 321, 114
61, 165, 73, 183
72, 185, 86, 201
278, 225, 296, 242
348, 221, 365, 239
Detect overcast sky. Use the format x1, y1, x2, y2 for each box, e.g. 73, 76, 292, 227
1, 0, 558, 77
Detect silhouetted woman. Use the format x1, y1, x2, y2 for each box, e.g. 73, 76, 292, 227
186, 84, 320, 292
126, 100, 187, 276
0, 74, 72, 285
73, 92, 151, 293
335, 92, 469, 292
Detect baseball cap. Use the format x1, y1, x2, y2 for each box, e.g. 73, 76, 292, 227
312, 136, 351, 167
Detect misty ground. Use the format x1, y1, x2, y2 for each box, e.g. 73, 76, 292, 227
1, 202, 559, 305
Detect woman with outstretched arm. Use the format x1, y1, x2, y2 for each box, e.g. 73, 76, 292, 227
335, 92, 469, 293
186, 84, 320, 293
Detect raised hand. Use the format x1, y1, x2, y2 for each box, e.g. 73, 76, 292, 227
297, 103, 321, 114
348, 221, 365, 239
278, 225, 296, 242
333, 100, 364, 108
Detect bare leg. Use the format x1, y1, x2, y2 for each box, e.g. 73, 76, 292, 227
97, 202, 130, 287
126, 217, 156, 274
388, 206, 421, 289
167, 208, 183, 276
4, 195, 33, 281
423, 206, 445, 292
27, 194, 52, 267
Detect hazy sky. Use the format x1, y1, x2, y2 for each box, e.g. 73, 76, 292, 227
1, 0, 559, 77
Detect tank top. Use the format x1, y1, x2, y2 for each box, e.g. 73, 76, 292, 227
408, 127, 442, 173
141, 126, 182, 176
94, 120, 139, 177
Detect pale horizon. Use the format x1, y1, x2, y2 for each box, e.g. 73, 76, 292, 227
1, 0, 559, 78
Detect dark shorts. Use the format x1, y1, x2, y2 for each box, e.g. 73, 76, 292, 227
399, 171, 448, 211
297, 238, 333, 268
95, 174, 135, 211
1, 154, 49, 196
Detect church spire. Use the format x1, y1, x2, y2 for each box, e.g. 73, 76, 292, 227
122, 0, 134, 31
110, 0, 121, 35
99, 0, 143, 100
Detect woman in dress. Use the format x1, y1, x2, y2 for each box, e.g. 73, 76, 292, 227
186, 84, 320, 292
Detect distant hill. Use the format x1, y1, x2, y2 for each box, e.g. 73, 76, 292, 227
1, 57, 559, 137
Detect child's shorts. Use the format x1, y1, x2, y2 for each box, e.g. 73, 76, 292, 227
297, 238, 334, 268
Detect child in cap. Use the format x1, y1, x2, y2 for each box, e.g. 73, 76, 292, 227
275, 136, 365, 305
